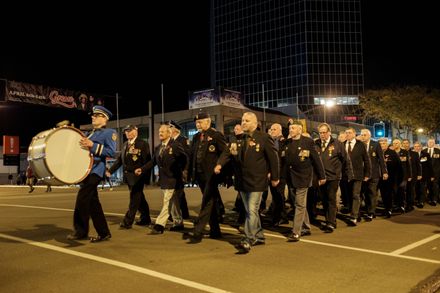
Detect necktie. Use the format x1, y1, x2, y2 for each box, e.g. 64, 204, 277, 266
159, 143, 166, 157
321, 141, 326, 152
200, 133, 205, 142
348, 141, 352, 155
430, 148, 433, 157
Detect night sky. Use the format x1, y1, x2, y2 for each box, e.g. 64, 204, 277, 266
0, 1, 438, 147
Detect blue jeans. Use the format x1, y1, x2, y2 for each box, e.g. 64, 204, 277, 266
240, 191, 265, 244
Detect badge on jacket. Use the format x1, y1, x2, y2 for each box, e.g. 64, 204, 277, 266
209, 145, 216, 152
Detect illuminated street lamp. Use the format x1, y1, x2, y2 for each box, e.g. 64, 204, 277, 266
417, 128, 424, 133
322, 99, 335, 123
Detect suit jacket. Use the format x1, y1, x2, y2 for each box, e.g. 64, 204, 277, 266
418, 150, 434, 180
395, 149, 412, 180
282, 136, 325, 189
366, 140, 388, 180
384, 148, 403, 183
429, 148, 440, 179
109, 137, 152, 186
151, 139, 187, 189
344, 139, 371, 181
408, 150, 421, 180
190, 127, 228, 182
315, 137, 351, 181
217, 130, 280, 192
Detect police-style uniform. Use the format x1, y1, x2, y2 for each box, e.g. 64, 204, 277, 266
70, 106, 116, 241
109, 125, 152, 227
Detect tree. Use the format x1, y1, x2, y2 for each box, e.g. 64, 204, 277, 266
360, 86, 440, 137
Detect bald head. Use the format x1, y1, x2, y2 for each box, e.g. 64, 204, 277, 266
241, 112, 258, 133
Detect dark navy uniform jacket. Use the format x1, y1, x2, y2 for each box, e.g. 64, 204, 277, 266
86, 128, 117, 178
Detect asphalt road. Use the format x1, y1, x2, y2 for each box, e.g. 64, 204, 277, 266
0, 185, 439, 293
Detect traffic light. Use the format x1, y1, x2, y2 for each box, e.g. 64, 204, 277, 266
373, 122, 385, 138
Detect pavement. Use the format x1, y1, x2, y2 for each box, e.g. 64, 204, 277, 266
0, 185, 439, 293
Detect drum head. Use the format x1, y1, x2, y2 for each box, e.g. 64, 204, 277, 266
45, 128, 92, 184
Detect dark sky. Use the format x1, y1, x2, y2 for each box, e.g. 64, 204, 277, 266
0, 1, 438, 146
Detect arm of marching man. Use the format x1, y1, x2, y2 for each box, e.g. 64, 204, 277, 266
375, 141, 388, 179
264, 134, 280, 182
90, 129, 117, 159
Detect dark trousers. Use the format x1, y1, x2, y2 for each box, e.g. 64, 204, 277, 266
193, 175, 221, 237
122, 179, 151, 225
320, 180, 339, 226
175, 188, 189, 219
406, 179, 417, 208
349, 180, 363, 219
363, 178, 380, 215
306, 186, 319, 221
416, 180, 428, 205
260, 190, 269, 210
379, 177, 398, 213
339, 179, 350, 210
270, 181, 287, 224
73, 174, 110, 237
395, 180, 407, 209
427, 179, 439, 203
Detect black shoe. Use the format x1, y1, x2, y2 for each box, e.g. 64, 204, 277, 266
287, 232, 300, 242
429, 201, 437, 207
300, 229, 311, 237
209, 233, 222, 239
119, 222, 132, 229
29, 188, 34, 193
135, 220, 151, 226
322, 224, 335, 233
384, 210, 392, 218
67, 233, 88, 240
235, 242, 251, 254
416, 203, 424, 209
90, 234, 111, 243
169, 224, 184, 231
347, 218, 357, 227
186, 233, 203, 244
272, 218, 289, 227
364, 214, 373, 222
149, 225, 164, 235
251, 239, 265, 246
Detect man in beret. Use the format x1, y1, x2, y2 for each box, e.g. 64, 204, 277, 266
67, 105, 116, 243
186, 110, 228, 243
107, 124, 153, 229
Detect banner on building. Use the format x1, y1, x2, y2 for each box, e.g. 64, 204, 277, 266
189, 88, 245, 109
220, 88, 245, 108
5, 80, 110, 112
3, 136, 19, 155
189, 89, 220, 109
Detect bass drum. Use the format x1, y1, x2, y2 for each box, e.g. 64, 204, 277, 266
28, 126, 93, 185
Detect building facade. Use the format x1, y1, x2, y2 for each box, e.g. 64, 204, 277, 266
211, 0, 364, 123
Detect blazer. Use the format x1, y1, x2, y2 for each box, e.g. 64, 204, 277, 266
366, 140, 388, 180
282, 135, 325, 189
218, 130, 280, 192
109, 137, 152, 186
315, 137, 351, 181
344, 139, 371, 181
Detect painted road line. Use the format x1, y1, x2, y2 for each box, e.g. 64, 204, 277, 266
0, 232, 232, 293
390, 234, 440, 255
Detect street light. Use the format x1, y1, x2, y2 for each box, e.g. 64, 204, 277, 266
417, 128, 424, 133
322, 99, 335, 123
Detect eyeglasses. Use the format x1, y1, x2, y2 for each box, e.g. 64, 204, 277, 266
319, 131, 328, 134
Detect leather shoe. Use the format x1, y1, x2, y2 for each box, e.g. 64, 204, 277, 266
287, 232, 300, 242
90, 234, 111, 243
169, 224, 184, 231
149, 225, 164, 235
347, 218, 357, 227
251, 239, 265, 246
322, 224, 335, 233
135, 220, 151, 226
119, 222, 132, 229
300, 229, 311, 237
186, 233, 203, 244
67, 233, 88, 240
235, 242, 251, 254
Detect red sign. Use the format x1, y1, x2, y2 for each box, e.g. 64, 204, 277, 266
3, 136, 19, 155
343, 116, 357, 121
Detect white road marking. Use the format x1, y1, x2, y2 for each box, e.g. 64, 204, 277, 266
0, 232, 232, 293
390, 234, 440, 255
1, 203, 440, 265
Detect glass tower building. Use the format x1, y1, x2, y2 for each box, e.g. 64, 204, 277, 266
211, 0, 364, 123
